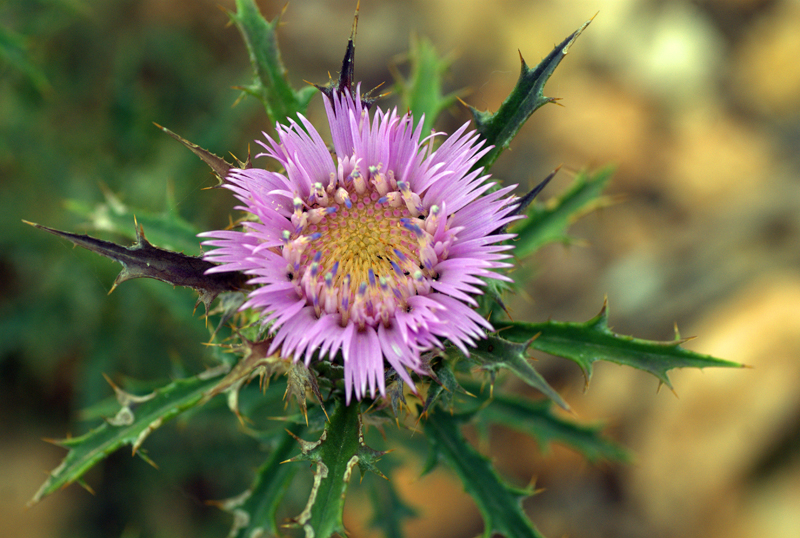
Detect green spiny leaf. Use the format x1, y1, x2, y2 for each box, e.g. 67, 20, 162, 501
153, 123, 242, 186
25, 220, 246, 311
64, 185, 205, 256
221, 425, 304, 538
471, 17, 593, 172
229, 0, 316, 126
423, 410, 545, 538
288, 400, 387, 538
495, 299, 744, 388
465, 334, 570, 411
461, 382, 629, 463
511, 166, 613, 259
422, 358, 467, 414
28, 366, 229, 506
393, 35, 459, 134
199, 336, 283, 419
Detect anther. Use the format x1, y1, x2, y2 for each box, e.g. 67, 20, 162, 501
412, 270, 431, 294
312, 182, 329, 206
292, 197, 308, 232
390, 260, 404, 276
420, 242, 438, 271
397, 181, 423, 217
378, 191, 402, 207
284, 234, 314, 270
308, 206, 336, 224
401, 219, 424, 238
350, 169, 367, 194
341, 274, 351, 311
425, 204, 440, 234
334, 187, 352, 209
323, 272, 337, 314
372, 172, 389, 196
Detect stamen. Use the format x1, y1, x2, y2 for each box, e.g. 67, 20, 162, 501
392, 285, 404, 300
312, 182, 329, 206
292, 196, 307, 232
397, 181, 423, 217
341, 274, 351, 312
352, 282, 369, 328
401, 218, 424, 238
301, 262, 318, 303
350, 169, 367, 194
283, 234, 316, 269
334, 187, 352, 209
393, 249, 408, 263
382, 298, 396, 321
390, 260, 404, 276
369, 164, 390, 197
378, 191, 402, 208
323, 272, 337, 314
372, 172, 389, 196
425, 204, 440, 235
420, 240, 437, 271
308, 206, 336, 224
310, 258, 321, 278
312, 293, 321, 316
412, 270, 430, 293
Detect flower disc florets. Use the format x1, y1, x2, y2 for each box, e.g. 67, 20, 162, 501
200, 89, 521, 402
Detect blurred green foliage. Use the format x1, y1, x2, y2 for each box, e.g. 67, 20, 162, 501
0, 1, 276, 536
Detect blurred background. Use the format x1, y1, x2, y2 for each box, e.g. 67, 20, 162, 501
2, 0, 799, 537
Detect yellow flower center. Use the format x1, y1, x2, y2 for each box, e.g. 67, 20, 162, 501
282, 164, 445, 327
306, 187, 417, 289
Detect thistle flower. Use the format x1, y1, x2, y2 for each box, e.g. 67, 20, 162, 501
200, 88, 520, 402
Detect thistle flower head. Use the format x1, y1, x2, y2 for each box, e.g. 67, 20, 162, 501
200, 88, 520, 402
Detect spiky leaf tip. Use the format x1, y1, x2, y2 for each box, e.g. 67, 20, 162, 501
496, 298, 744, 389
469, 17, 594, 172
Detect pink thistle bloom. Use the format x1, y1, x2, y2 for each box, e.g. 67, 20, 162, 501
200, 90, 520, 403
